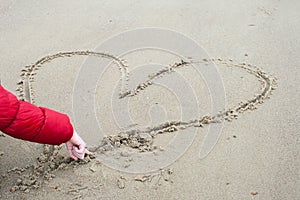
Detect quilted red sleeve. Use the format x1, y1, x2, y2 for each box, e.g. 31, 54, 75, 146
0, 85, 73, 145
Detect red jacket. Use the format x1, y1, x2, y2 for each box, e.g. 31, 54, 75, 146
0, 85, 73, 145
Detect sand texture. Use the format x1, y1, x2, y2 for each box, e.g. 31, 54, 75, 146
0, 0, 299, 199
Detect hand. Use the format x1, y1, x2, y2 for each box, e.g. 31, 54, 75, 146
65, 130, 91, 160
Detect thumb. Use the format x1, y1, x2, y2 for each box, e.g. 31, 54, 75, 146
74, 145, 85, 154
72, 147, 85, 160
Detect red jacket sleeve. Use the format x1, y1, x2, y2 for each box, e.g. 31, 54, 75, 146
0, 85, 73, 145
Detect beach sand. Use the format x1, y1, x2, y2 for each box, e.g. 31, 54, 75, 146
0, 0, 299, 199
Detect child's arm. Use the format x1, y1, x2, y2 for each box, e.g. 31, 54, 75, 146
0, 85, 89, 159
0, 85, 73, 144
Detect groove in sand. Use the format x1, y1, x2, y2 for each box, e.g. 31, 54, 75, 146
8, 51, 276, 191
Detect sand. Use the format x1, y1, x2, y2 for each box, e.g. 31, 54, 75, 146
0, 0, 299, 199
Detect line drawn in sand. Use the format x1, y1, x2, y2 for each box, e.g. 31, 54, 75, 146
5, 48, 277, 192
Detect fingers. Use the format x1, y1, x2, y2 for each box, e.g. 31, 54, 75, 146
67, 146, 93, 160
84, 148, 92, 155
66, 130, 92, 160
76, 144, 86, 154
67, 148, 78, 161
66, 142, 78, 161
72, 147, 85, 159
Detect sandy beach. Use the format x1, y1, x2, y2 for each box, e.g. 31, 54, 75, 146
0, 0, 299, 199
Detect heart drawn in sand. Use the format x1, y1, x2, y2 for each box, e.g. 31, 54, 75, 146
17, 28, 276, 173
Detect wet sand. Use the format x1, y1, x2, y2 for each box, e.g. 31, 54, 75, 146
0, 0, 299, 199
